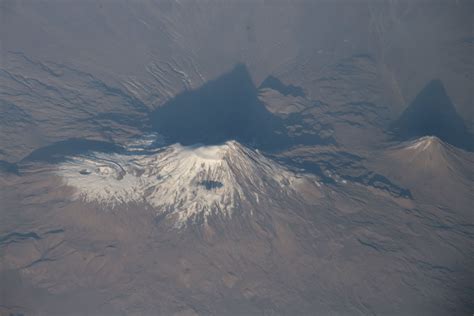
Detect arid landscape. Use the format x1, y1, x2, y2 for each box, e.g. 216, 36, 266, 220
1, 1, 473, 315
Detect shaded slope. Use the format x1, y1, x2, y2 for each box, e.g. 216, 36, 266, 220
391, 79, 474, 150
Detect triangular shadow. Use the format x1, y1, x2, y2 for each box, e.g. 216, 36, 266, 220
391, 79, 473, 151
151, 64, 290, 149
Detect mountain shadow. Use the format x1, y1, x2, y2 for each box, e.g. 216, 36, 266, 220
258, 75, 305, 97
391, 79, 474, 151
151, 64, 292, 149
20, 139, 124, 164
0, 160, 19, 174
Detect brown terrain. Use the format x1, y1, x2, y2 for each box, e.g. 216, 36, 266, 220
1, 1, 473, 315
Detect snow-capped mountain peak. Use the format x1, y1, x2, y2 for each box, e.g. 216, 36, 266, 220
56, 140, 319, 227
405, 136, 441, 152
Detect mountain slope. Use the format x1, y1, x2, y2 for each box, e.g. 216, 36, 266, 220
391, 80, 474, 150
2, 136, 472, 315
54, 140, 321, 227
372, 136, 474, 216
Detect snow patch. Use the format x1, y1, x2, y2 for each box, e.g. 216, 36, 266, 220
406, 136, 439, 152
